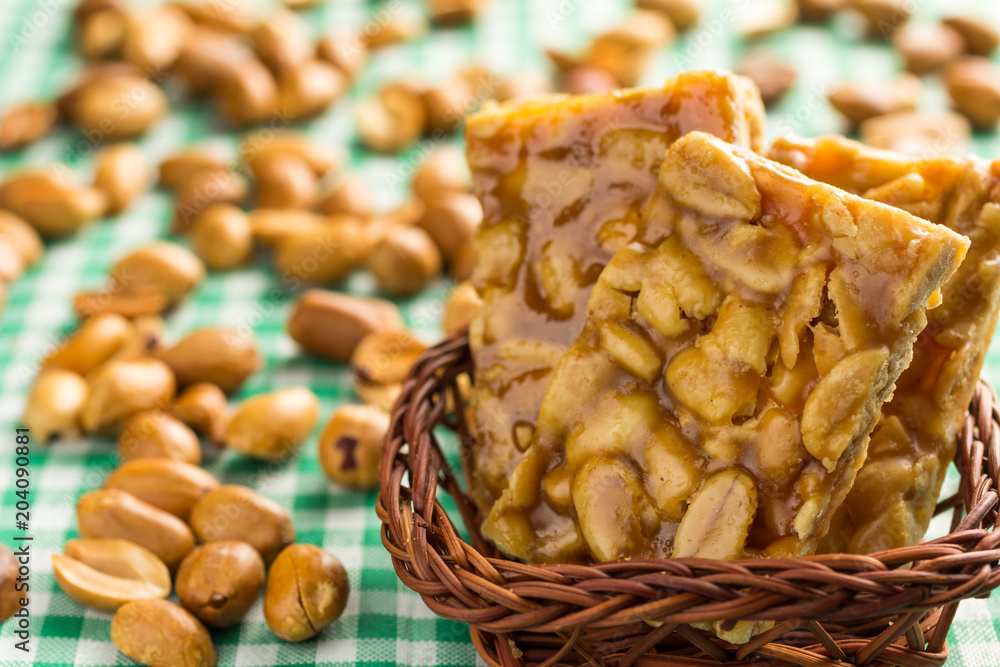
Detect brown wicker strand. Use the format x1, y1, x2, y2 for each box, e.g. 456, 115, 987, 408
378, 334, 1000, 667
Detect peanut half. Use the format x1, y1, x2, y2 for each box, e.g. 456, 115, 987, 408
52, 539, 171, 612
169, 382, 230, 444
109, 241, 205, 306
157, 327, 261, 393
22, 370, 88, 442
225, 387, 319, 461
80, 358, 176, 433
117, 410, 201, 464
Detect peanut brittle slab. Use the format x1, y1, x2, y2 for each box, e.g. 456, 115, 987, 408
481, 131, 970, 566
770, 135, 1000, 554
464, 71, 765, 513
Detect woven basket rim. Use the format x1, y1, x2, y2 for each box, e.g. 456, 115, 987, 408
376, 333, 1000, 667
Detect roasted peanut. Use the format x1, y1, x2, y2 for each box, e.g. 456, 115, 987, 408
737, 51, 796, 107
278, 59, 347, 121
242, 131, 339, 177
893, 23, 964, 74
442, 281, 483, 336
22, 370, 88, 442
171, 27, 256, 96
369, 226, 442, 296
225, 387, 319, 461
73, 287, 169, 319
287, 290, 404, 362
105, 458, 218, 520
176, 541, 264, 628
945, 57, 1000, 129
173, 167, 248, 231
43, 312, 133, 375
363, 11, 426, 49
215, 58, 278, 128
318, 404, 389, 489
411, 147, 469, 201
316, 33, 367, 80
188, 485, 295, 565
859, 110, 971, 156
0, 102, 56, 151
943, 15, 1000, 56
264, 544, 349, 642
422, 75, 473, 133
496, 71, 552, 102
251, 9, 312, 76
117, 410, 201, 464
0, 545, 20, 622
794, 0, 844, 23
248, 209, 325, 246
851, 0, 912, 38
638, 0, 701, 30
429, 0, 482, 26
61, 69, 168, 140
253, 155, 319, 210
417, 191, 482, 262
170, 0, 253, 34
322, 176, 373, 218
828, 73, 921, 126
0, 211, 43, 267
157, 327, 261, 393
738, 2, 796, 40
357, 82, 427, 153
94, 143, 149, 215
110, 242, 205, 306
158, 148, 229, 190
77, 7, 126, 59
351, 330, 427, 387
170, 382, 230, 444
111, 314, 167, 361
77, 489, 195, 571
81, 358, 177, 433
112, 599, 216, 667
122, 6, 191, 72
189, 204, 252, 271
53, 539, 171, 611
0, 168, 107, 238
275, 218, 373, 284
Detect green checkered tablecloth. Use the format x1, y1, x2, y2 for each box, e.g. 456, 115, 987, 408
1, 0, 1000, 665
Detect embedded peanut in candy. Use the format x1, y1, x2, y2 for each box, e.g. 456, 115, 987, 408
188, 485, 295, 565
77, 489, 195, 572
109, 242, 205, 306
264, 544, 349, 642
287, 290, 404, 362
225, 387, 319, 461
22, 370, 88, 442
169, 382, 230, 444
189, 204, 253, 271
368, 226, 442, 296
112, 599, 217, 667
80, 358, 177, 433
175, 541, 264, 628
0, 168, 107, 238
104, 459, 219, 520
442, 282, 483, 336
157, 327, 262, 393
52, 539, 171, 612
117, 410, 202, 464
319, 405, 391, 489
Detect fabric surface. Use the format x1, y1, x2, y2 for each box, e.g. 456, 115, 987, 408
0, 0, 999, 665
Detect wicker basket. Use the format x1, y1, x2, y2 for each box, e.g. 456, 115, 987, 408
376, 334, 1000, 667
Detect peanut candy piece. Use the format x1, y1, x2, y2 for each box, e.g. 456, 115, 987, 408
464, 71, 765, 513
770, 135, 1000, 554
482, 131, 969, 565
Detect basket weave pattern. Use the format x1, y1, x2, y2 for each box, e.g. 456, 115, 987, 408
377, 334, 1000, 667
